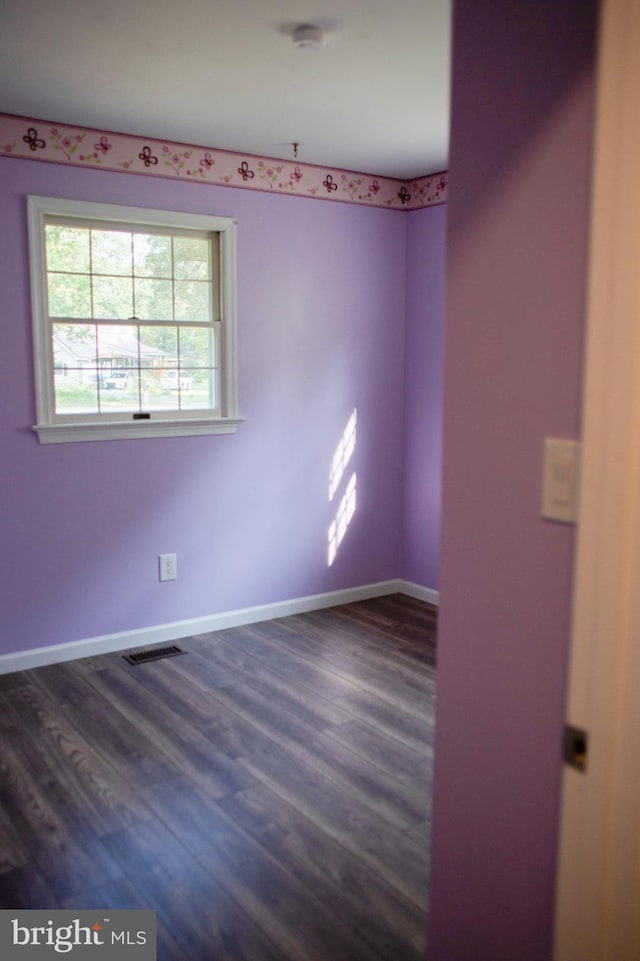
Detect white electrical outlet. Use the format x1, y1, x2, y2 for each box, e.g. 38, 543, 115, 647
159, 553, 177, 581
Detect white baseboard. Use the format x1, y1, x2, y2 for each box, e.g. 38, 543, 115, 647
0, 578, 438, 676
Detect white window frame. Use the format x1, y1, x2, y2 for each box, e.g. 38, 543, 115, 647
27, 196, 242, 443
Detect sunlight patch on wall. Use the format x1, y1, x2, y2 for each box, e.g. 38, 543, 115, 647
328, 473, 357, 566
328, 409, 358, 567
329, 409, 357, 500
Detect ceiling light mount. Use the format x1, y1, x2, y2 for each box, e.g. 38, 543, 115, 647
292, 24, 326, 50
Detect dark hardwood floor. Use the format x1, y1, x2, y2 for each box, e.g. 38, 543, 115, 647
0, 593, 436, 961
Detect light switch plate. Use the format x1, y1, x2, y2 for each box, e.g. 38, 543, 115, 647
542, 438, 581, 523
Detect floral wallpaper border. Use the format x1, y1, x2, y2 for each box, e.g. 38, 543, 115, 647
0, 114, 448, 212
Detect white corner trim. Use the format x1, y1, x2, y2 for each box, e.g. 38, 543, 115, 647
398, 580, 440, 606
0, 578, 437, 676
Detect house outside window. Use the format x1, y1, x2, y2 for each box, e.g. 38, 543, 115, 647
28, 196, 241, 442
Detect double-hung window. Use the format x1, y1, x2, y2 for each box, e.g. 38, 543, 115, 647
28, 196, 240, 442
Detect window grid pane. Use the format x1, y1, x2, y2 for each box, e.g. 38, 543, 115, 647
45, 224, 215, 326
45, 221, 219, 417
49, 321, 221, 417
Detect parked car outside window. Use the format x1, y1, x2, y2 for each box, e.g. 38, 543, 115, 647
160, 370, 193, 390
103, 371, 133, 390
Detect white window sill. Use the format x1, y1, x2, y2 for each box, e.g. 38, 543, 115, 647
32, 416, 244, 444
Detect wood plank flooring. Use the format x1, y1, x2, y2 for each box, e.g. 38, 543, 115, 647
0, 593, 436, 961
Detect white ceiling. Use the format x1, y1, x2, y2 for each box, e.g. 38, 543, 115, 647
0, 0, 451, 181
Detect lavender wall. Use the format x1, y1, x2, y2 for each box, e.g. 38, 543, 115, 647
0, 158, 413, 655
402, 205, 446, 590
429, 2, 597, 959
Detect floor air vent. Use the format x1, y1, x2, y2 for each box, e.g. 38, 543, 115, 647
123, 645, 185, 666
